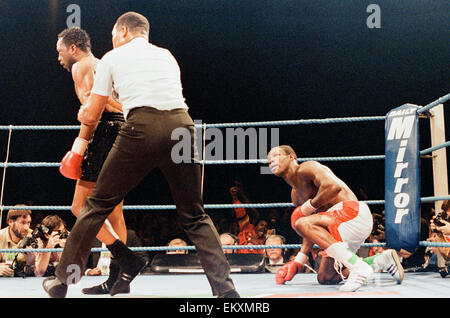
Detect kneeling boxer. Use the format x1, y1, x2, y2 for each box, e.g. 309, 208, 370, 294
267, 146, 403, 292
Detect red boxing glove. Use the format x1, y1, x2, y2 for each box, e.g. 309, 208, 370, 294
275, 252, 308, 285
59, 151, 83, 180
59, 137, 88, 180
275, 261, 302, 285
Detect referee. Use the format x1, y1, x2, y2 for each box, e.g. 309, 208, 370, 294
43, 11, 239, 298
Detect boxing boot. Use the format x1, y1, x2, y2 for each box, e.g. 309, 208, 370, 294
325, 242, 373, 292
339, 259, 374, 292
364, 249, 404, 284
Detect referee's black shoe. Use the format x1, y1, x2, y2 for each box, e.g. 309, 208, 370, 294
42, 276, 68, 298
106, 239, 148, 296
110, 260, 148, 296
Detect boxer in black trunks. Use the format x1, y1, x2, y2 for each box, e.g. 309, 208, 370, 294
56, 27, 130, 294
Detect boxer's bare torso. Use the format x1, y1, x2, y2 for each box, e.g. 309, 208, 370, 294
267, 147, 358, 210
71, 55, 121, 113
288, 161, 358, 210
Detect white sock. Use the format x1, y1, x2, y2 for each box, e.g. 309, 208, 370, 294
325, 242, 364, 271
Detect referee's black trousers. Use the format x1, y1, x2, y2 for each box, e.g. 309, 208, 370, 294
56, 107, 236, 296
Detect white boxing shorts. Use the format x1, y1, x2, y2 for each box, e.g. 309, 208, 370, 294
318, 200, 373, 252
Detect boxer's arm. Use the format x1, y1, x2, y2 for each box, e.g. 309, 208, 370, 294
106, 96, 123, 113
79, 54, 113, 126
297, 161, 341, 208
78, 93, 108, 126
72, 61, 98, 139
72, 61, 94, 105
299, 237, 314, 256
78, 123, 97, 141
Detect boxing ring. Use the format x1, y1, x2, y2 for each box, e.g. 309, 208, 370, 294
0, 92, 449, 299
0, 272, 448, 298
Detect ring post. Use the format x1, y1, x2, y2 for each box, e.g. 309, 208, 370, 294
428, 104, 448, 213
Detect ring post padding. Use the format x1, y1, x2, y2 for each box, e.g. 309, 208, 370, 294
385, 104, 421, 253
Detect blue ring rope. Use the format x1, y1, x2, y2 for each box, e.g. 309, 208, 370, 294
0, 116, 386, 131
0, 92, 447, 132
2, 144, 450, 168
1, 196, 449, 212
417, 92, 450, 114
0, 155, 387, 168
2, 142, 450, 168
1, 240, 449, 254
420, 141, 450, 155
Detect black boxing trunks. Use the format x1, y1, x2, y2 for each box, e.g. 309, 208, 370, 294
80, 111, 125, 182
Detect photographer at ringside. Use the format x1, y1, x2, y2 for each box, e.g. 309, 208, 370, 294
431, 200, 450, 236
23, 215, 69, 277
0, 205, 32, 276
428, 200, 450, 277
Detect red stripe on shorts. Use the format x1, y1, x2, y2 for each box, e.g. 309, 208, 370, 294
318, 201, 359, 242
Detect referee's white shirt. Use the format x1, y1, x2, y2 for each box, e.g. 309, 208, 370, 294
91, 37, 188, 119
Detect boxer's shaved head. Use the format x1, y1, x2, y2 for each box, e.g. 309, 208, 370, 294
269, 145, 298, 160
277, 145, 298, 160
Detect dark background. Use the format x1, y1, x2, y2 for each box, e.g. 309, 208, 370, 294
0, 0, 448, 227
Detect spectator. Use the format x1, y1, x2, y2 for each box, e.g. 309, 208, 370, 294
370, 211, 386, 242
229, 182, 268, 253
229, 181, 260, 226
368, 238, 387, 257
427, 200, 450, 277
265, 234, 318, 273
431, 200, 450, 236
264, 235, 286, 265
219, 233, 238, 254
425, 230, 446, 273
0, 205, 32, 276
238, 218, 268, 254
435, 220, 450, 236
167, 238, 188, 255
28, 215, 69, 277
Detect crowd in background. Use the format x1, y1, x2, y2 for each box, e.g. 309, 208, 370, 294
1, 181, 449, 278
